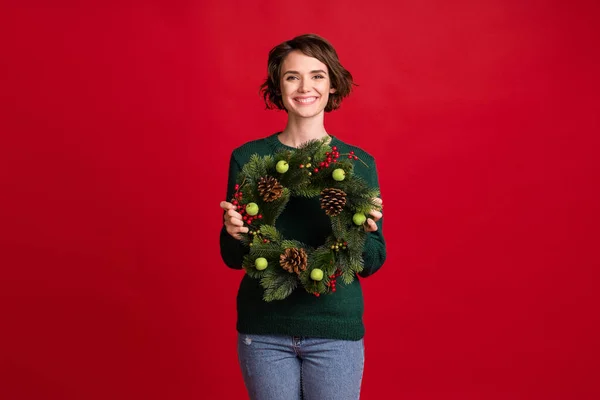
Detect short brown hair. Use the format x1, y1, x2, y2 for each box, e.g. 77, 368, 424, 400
260, 34, 355, 112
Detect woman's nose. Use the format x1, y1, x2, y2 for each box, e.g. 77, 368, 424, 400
298, 79, 311, 92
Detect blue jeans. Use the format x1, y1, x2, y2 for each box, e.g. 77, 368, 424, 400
237, 333, 365, 400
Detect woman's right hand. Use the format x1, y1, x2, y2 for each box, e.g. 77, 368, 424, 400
220, 201, 249, 240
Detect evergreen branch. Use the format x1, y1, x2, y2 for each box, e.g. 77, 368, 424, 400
261, 271, 298, 302
250, 242, 284, 258
281, 239, 305, 250
256, 225, 284, 242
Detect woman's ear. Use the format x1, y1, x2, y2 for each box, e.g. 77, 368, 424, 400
329, 87, 337, 94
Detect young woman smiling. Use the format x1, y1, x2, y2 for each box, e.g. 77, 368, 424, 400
219, 34, 386, 400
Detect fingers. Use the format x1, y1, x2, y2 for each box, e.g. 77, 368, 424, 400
220, 201, 235, 211
221, 201, 243, 223
368, 209, 382, 222
364, 218, 378, 232
225, 208, 244, 225
365, 197, 383, 232
225, 220, 249, 240
221, 201, 249, 240
229, 225, 249, 240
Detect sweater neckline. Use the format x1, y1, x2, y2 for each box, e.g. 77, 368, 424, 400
267, 132, 339, 151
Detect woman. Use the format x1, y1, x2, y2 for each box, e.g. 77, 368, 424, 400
219, 33, 386, 400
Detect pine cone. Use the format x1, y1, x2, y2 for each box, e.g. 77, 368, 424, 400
319, 188, 347, 216
280, 248, 308, 275
258, 176, 284, 202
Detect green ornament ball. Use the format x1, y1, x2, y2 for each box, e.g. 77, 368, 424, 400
276, 160, 289, 173
310, 268, 324, 281
352, 213, 367, 226
332, 168, 346, 181
255, 257, 268, 271
246, 202, 259, 216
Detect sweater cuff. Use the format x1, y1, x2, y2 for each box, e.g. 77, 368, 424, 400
220, 226, 247, 269
359, 231, 386, 277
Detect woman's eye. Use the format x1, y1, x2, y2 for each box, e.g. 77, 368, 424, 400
286, 76, 299, 81
313, 75, 324, 79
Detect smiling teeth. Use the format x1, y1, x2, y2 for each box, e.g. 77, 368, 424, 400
296, 97, 316, 103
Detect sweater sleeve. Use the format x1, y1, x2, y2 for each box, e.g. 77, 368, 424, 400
219, 151, 248, 270
359, 157, 387, 277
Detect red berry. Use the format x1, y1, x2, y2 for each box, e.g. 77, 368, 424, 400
258, 214, 263, 219
300, 164, 304, 168
314, 168, 319, 173
354, 156, 359, 160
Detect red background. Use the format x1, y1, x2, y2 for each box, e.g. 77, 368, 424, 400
1, 1, 599, 399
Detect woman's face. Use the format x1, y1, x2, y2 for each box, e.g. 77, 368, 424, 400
279, 50, 336, 119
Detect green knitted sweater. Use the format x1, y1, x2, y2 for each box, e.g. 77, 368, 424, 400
220, 133, 386, 340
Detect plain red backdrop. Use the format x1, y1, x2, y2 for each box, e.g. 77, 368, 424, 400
1, 1, 599, 399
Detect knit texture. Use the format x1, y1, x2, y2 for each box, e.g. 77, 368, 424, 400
220, 133, 386, 340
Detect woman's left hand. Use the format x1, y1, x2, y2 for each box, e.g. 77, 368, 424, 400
364, 197, 383, 232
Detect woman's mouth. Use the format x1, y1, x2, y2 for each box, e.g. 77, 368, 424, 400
294, 96, 318, 105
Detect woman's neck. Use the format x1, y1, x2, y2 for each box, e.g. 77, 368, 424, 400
279, 114, 329, 148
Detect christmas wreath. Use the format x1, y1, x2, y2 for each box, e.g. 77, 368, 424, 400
232, 138, 381, 302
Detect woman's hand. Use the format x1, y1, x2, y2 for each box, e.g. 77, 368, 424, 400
364, 197, 383, 232
220, 201, 249, 240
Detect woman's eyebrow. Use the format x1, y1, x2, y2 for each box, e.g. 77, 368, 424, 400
283, 69, 328, 76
